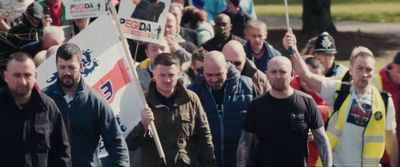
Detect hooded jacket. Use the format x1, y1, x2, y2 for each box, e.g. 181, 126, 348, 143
188, 64, 257, 167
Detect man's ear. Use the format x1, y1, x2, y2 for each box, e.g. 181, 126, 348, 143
3, 71, 8, 83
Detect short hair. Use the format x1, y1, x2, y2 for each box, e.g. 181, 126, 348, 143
7, 52, 33, 64
349, 46, 374, 66
246, 19, 267, 32
192, 48, 207, 62
153, 53, 181, 69
6, 52, 34, 70
304, 56, 321, 69
56, 43, 82, 63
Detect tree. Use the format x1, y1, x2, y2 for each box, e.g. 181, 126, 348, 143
302, 0, 337, 34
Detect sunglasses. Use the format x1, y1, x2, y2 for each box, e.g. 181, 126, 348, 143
228, 60, 242, 66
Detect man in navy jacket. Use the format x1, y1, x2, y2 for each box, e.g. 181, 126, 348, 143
43, 43, 129, 166
188, 51, 258, 167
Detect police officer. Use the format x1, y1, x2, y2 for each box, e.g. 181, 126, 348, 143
313, 32, 348, 79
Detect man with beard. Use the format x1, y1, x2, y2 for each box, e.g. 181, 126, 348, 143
284, 32, 398, 166
131, 0, 165, 22
188, 51, 257, 167
237, 56, 332, 167
0, 52, 71, 166
201, 13, 245, 52
42, 43, 129, 166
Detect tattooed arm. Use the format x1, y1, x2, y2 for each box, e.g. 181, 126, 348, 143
311, 127, 332, 167
237, 130, 254, 167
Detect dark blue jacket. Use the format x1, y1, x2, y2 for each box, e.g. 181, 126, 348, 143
244, 41, 281, 72
42, 79, 129, 166
188, 64, 257, 167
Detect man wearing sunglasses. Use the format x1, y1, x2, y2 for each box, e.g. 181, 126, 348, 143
222, 40, 270, 93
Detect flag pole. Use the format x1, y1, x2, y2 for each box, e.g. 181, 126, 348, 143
108, 4, 167, 166
284, 0, 290, 31
284, 0, 293, 54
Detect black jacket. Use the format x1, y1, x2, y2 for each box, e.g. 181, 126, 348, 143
201, 34, 245, 52
0, 87, 71, 167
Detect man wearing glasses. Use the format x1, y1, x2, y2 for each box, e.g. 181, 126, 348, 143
222, 40, 270, 93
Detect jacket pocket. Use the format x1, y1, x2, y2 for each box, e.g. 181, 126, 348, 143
179, 112, 193, 138
33, 125, 51, 151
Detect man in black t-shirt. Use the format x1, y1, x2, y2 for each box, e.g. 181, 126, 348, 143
236, 56, 332, 167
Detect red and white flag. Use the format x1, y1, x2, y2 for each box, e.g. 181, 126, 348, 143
36, 12, 145, 141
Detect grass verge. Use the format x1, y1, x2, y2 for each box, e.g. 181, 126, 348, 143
255, 3, 400, 23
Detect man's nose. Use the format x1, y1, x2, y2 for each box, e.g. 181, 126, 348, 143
20, 77, 27, 85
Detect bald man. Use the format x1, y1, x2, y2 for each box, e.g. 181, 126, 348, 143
188, 51, 258, 167
237, 56, 332, 167
222, 40, 270, 93
201, 14, 245, 52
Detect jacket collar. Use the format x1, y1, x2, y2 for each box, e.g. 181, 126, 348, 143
52, 77, 86, 96
2, 86, 46, 111
146, 80, 190, 109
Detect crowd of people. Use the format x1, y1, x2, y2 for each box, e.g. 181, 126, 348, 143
1, 0, 400, 167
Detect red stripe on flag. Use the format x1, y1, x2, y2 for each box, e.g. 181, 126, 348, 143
92, 59, 131, 103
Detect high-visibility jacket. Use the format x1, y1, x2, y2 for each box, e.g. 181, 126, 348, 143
319, 83, 386, 166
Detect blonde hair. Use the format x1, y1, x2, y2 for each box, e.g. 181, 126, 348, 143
245, 19, 267, 33
349, 46, 374, 66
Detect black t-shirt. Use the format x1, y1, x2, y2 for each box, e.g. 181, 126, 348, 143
212, 85, 225, 115
243, 90, 324, 166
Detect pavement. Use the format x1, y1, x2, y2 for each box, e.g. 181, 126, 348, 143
259, 16, 400, 35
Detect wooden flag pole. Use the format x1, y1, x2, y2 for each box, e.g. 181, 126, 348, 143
284, 0, 293, 54
108, 4, 167, 166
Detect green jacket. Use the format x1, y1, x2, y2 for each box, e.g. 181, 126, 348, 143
126, 81, 216, 167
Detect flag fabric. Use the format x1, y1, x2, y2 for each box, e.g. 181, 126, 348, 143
36, 12, 144, 146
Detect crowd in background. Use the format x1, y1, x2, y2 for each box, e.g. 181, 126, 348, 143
1, 0, 400, 167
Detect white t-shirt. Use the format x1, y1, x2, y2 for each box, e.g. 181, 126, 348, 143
320, 78, 396, 166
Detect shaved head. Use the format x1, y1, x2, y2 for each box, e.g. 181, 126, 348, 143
267, 56, 292, 72
267, 56, 293, 92
214, 13, 232, 39
204, 51, 227, 68
203, 51, 228, 90
222, 40, 246, 71
216, 13, 231, 24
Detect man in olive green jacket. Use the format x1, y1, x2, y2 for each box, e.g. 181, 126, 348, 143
126, 53, 216, 167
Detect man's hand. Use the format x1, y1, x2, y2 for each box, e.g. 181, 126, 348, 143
42, 14, 52, 27
141, 106, 154, 130
165, 35, 181, 53
282, 29, 298, 51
